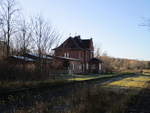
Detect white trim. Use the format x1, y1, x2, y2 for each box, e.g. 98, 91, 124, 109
86, 63, 89, 70
99, 64, 102, 70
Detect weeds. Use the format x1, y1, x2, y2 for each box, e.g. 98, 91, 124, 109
13, 86, 135, 113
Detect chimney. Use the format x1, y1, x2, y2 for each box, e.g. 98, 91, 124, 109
74, 35, 81, 40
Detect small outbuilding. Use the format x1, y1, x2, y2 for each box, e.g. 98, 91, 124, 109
89, 58, 103, 74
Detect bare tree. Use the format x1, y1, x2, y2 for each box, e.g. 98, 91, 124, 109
95, 48, 101, 57
0, 0, 19, 56
30, 15, 60, 77
31, 15, 60, 56
14, 19, 33, 55
0, 18, 3, 40
0, 18, 2, 25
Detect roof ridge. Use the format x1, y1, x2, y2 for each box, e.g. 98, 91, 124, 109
71, 37, 83, 49
53, 36, 93, 50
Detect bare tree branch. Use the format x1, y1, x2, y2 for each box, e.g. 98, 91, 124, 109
31, 15, 60, 56
0, 0, 20, 56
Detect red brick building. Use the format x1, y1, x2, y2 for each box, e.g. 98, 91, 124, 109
53, 36, 102, 73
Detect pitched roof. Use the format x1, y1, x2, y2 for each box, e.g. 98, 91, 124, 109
8, 55, 36, 62
23, 53, 53, 60
54, 36, 93, 50
89, 58, 103, 63
53, 56, 80, 61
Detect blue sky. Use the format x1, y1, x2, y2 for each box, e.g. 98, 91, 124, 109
17, 0, 150, 60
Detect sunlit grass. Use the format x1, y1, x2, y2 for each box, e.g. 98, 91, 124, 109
143, 69, 150, 73
123, 76, 150, 82
108, 81, 146, 88
68, 77, 94, 81
68, 74, 114, 81
106, 76, 150, 88
142, 69, 150, 76
68, 72, 134, 81
143, 73, 150, 76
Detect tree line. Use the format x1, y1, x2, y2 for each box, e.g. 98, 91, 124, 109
100, 55, 150, 73
0, 0, 62, 81
0, 0, 60, 58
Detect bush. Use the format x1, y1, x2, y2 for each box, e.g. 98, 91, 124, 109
0, 60, 50, 81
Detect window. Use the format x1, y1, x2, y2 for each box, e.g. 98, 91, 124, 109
91, 52, 93, 58
78, 52, 82, 59
72, 63, 74, 70
86, 63, 89, 70
99, 64, 102, 70
64, 53, 67, 57
67, 52, 69, 57
64, 52, 69, 57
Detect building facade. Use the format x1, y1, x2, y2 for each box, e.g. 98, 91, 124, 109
53, 36, 102, 73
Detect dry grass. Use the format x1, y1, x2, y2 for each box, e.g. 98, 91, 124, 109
106, 76, 150, 88
142, 69, 150, 76
0, 73, 139, 113
13, 86, 136, 113
0, 79, 67, 90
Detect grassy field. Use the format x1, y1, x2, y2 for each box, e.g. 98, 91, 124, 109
13, 75, 146, 113
0, 73, 126, 90
0, 72, 140, 113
